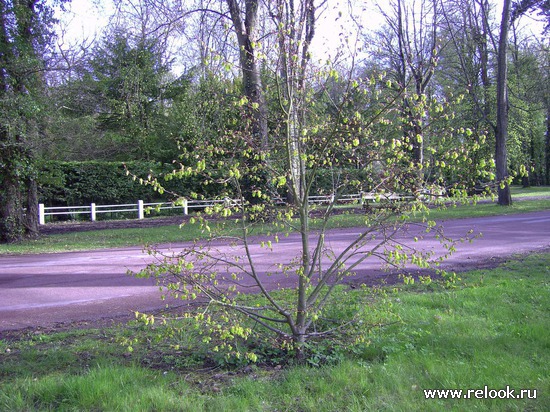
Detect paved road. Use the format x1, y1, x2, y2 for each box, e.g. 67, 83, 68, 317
1, 211, 549, 331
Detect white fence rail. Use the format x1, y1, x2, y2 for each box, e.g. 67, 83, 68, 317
38, 198, 236, 225
37, 192, 419, 225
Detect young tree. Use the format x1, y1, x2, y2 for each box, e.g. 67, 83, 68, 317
130, 0, 488, 362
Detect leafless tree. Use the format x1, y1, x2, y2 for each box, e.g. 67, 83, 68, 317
374, 0, 442, 166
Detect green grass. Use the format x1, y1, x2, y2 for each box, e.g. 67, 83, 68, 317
1, 187, 549, 255
0, 222, 208, 254
510, 185, 550, 197
1, 253, 549, 411
427, 197, 550, 220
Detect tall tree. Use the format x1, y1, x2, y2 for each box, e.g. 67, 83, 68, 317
439, 0, 548, 198
225, 0, 268, 150
544, 44, 550, 184
374, 0, 441, 167
0, 0, 51, 242
495, 0, 513, 205
507, 31, 548, 186
88, 29, 172, 160
510, 1, 550, 185
47, 28, 178, 162
494, 0, 548, 204
437, 0, 496, 190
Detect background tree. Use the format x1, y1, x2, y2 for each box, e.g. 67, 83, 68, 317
542, 42, 550, 184
225, 0, 268, 150
438, 0, 495, 166
0, 0, 53, 242
45, 27, 184, 162
507, 31, 547, 186
495, 0, 513, 205
438, 0, 549, 194
373, 0, 441, 167
494, 0, 549, 204
88, 29, 173, 160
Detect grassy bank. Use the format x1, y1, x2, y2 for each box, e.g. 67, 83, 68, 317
1, 253, 548, 411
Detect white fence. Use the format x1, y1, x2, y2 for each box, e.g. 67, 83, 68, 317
38, 198, 239, 225
37, 192, 413, 225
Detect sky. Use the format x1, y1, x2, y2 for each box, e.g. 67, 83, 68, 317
55, 0, 113, 43
52, 0, 384, 73
54, 0, 546, 64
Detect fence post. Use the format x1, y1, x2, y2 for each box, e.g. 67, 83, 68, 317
138, 200, 145, 219
138, 200, 144, 219
91, 203, 96, 221
38, 203, 45, 225
182, 199, 188, 215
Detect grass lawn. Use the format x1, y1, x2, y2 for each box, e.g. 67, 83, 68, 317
0, 253, 548, 411
511, 185, 550, 197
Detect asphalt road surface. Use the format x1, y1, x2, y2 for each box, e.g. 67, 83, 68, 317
1, 211, 549, 331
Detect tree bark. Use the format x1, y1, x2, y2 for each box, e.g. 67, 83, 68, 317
546, 106, 550, 185
225, 0, 268, 150
0, 0, 43, 242
25, 177, 39, 239
495, 0, 512, 206
0, 168, 25, 243
273, 0, 314, 204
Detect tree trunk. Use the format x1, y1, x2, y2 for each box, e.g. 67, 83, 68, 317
546, 106, 550, 185
25, 177, 39, 238
0, 171, 24, 243
225, 0, 270, 205
226, 0, 268, 150
495, 0, 512, 206
242, 54, 268, 150
0, 0, 43, 242
286, 107, 305, 203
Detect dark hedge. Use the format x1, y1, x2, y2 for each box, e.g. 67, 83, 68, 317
37, 161, 370, 207
37, 161, 225, 207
